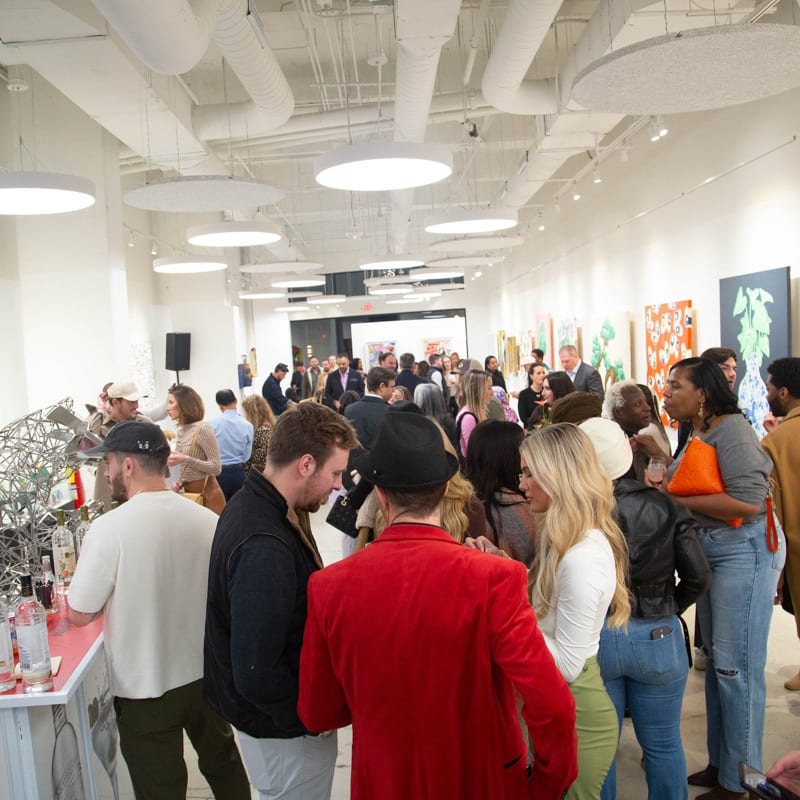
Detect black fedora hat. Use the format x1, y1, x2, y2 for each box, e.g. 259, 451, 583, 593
356, 413, 458, 489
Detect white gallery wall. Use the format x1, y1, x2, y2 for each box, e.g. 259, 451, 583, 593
1, 73, 799, 428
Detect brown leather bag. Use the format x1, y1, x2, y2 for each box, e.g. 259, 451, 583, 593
181, 429, 227, 515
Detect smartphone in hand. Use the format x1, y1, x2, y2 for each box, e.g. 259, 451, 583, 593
740, 762, 800, 800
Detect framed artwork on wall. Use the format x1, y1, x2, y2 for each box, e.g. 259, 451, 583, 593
582, 313, 632, 391
365, 341, 396, 368
555, 317, 578, 350
645, 300, 694, 426
720, 266, 791, 438
534, 314, 554, 367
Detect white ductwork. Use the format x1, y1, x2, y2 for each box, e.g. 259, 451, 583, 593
193, 0, 295, 139
481, 0, 561, 115
89, 0, 217, 75
390, 0, 462, 253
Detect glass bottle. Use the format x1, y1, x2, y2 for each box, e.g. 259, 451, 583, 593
16, 575, 54, 693
74, 505, 90, 561
38, 554, 57, 615
53, 509, 77, 593
51, 704, 86, 799
0, 598, 15, 693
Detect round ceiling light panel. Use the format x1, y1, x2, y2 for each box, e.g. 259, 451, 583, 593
362, 274, 416, 287
386, 298, 423, 305
359, 256, 425, 271
238, 290, 285, 300
187, 221, 282, 247
153, 256, 227, 274
271, 275, 326, 288
368, 285, 409, 296
241, 260, 323, 274
312, 295, 348, 305
273, 304, 310, 312
124, 176, 284, 212
404, 290, 442, 299
425, 208, 518, 235
285, 290, 323, 299
0, 171, 96, 215
427, 255, 506, 268
314, 141, 453, 191
571, 24, 800, 114
409, 267, 465, 281
429, 235, 524, 253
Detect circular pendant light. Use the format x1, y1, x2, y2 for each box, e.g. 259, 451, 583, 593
153, 256, 227, 274
271, 275, 326, 288
0, 172, 96, 215
430, 235, 524, 253
409, 267, 464, 281
386, 298, 423, 305
404, 289, 442, 299
314, 142, 453, 192
368, 285, 409, 296
286, 290, 323, 299
187, 221, 282, 247
241, 260, 323, 274
313, 294, 348, 305
425, 208, 518, 235
274, 304, 310, 312
362, 274, 416, 287
238, 290, 286, 299
124, 176, 283, 212
427, 255, 505, 268
359, 256, 425, 271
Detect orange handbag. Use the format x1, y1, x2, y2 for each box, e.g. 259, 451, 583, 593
667, 437, 743, 528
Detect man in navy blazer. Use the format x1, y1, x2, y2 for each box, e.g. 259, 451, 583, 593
394, 352, 426, 394
559, 345, 604, 399
344, 367, 396, 451
324, 353, 365, 410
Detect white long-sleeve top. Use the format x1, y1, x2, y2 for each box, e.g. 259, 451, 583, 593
537, 529, 616, 683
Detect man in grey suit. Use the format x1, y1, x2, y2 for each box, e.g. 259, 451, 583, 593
559, 345, 604, 399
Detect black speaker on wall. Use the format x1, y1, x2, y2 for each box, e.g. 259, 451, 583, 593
166, 332, 191, 372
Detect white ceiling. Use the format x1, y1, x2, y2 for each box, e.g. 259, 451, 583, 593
0, 0, 787, 302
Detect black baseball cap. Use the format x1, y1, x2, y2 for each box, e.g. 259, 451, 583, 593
81, 421, 170, 460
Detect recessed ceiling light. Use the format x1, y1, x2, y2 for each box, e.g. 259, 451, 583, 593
241, 261, 324, 274
359, 257, 425, 271
314, 141, 453, 192
187, 221, 282, 247
238, 290, 286, 299
153, 256, 227, 274
271, 275, 326, 288
409, 267, 465, 281
274, 304, 310, 312
425, 208, 518, 235
0, 171, 96, 215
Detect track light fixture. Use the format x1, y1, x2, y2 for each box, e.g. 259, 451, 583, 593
649, 117, 662, 142
592, 163, 602, 184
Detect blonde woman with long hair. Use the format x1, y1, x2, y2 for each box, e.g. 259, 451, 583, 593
520, 423, 630, 800
456, 369, 493, 458
241, 394, 275, 475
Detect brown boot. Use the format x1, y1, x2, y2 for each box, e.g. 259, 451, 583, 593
688, 765, 719, 787
784, 671, 800, 691
696, 787, 746, 799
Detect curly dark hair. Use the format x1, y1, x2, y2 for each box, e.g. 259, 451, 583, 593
670, 356, 740, 431
767, 358, 800, 397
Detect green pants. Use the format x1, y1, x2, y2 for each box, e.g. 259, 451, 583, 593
565, 656, 618, 800
114, 679, 250, 800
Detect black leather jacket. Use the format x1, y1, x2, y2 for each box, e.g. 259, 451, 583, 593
614, 478, 711, 618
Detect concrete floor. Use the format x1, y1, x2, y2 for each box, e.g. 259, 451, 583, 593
183, 507, 800, 800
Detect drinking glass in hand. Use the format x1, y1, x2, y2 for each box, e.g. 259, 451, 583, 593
646, 457, 666, 484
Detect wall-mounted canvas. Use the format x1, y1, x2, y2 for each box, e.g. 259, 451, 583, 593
534, 314, 554, 367
645, 300, 694, 426
582, 313, 632, 391
422, 337, 453, 358
720, 266, 791, 438
555, 317, 578, 350
495, 330, 506, 372
365, 340, 396, 368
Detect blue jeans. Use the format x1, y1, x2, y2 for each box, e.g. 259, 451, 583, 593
598, 614, 689, 800
696, 518, 785, 792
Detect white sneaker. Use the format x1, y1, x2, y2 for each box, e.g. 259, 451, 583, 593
694, 647, 707, 671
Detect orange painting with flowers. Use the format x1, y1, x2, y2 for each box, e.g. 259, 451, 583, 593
645, 300, 693, 426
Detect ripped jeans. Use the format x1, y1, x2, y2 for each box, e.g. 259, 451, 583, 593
696, 517, 785, 792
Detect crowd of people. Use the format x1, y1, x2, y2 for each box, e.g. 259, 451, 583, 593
66, 345, 800, 800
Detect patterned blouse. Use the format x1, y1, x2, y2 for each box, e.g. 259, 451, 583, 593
245, 424, 273, 475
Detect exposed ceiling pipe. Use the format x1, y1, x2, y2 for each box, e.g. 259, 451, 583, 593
192, 0, 295, 139
462, 0, 492, 87
481, 0, 561, 115
390, 0, 462, 254
89, 0, 217, 75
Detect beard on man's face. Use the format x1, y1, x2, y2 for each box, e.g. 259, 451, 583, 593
109, 471, 129, 504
